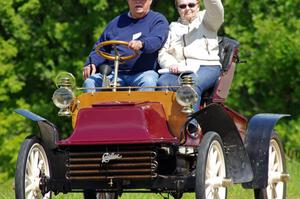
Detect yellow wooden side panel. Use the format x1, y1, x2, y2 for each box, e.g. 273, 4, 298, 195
70, 91, 187, 138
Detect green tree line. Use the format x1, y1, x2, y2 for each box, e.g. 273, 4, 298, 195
0, 0, 299, 181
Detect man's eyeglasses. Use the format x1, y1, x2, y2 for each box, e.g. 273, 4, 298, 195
178, 3, 197, 9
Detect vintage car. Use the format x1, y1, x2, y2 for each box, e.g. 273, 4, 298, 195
15, 37, 290, 199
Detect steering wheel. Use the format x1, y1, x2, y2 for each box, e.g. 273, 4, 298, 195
95, 40, 139, 61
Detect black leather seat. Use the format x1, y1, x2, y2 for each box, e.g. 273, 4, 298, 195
201, 37, 240, 105
218, 37, 240, 71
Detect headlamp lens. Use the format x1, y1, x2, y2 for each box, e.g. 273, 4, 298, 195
176, 85, 198, 106
52, 87, 74, 109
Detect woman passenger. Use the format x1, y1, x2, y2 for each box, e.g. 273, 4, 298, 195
157, 0, 224, 111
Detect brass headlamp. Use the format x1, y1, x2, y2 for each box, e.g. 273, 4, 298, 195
176, 75, 198, 114
52, 72, 75, 116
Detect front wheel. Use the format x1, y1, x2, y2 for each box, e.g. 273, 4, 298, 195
196, 132, 228, 199
15, 137, 52, 199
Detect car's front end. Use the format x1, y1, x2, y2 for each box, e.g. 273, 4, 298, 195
32, 72, 203, 196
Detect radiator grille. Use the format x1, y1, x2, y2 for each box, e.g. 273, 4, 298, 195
65, 145, 158, 181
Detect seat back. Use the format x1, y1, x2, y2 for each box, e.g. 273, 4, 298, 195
219, 37, 240, 72
201, 37, 240, 104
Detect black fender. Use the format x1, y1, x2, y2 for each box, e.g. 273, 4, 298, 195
191, 103, 253, 183
15, 109, 59, 150
242, 113, 289, 189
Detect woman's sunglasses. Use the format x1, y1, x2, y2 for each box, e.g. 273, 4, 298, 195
178, 3, 197, 9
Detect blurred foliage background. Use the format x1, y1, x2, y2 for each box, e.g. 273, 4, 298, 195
0, 0, 299, 183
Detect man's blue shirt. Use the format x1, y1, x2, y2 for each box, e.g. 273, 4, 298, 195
85, 10, 169, 74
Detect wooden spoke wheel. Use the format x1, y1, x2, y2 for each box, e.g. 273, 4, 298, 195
15, 138, 52, 199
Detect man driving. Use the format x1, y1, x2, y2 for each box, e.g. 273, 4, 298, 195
83, 0, 169, 92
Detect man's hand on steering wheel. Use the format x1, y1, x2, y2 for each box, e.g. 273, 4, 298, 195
128, 40, 144, 51
95, 40, 139, 61
83, 64, 96, 80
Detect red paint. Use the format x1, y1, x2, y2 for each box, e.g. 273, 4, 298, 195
58, 102, 178, 145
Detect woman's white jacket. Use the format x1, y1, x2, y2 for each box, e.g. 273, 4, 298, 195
158, 0, 224, 73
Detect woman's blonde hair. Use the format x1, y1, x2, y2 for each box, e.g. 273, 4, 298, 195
175, 0, 200, 7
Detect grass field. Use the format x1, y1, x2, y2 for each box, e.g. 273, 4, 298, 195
1, 159, 299, 199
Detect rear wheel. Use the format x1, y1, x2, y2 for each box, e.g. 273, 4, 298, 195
84, 191, 118, 199
97, 192, 118, 199
196, 132, 227, 199
15, 137, 51, 199
267, 132, 287, 198
254, 132, 287, 199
